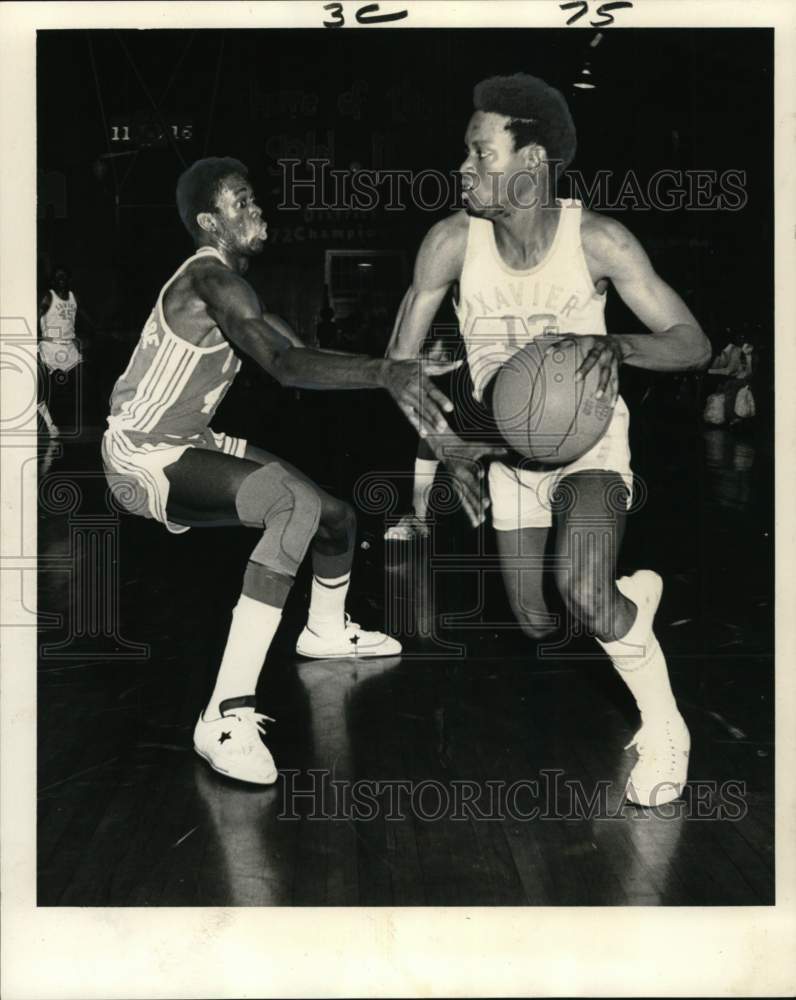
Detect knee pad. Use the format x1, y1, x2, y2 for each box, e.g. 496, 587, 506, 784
235, 463, 322, 578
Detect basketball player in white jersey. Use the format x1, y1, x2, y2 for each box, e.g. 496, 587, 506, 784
103, 157, 460, 785
387, 75, 711, 807
37, 267, 82, 437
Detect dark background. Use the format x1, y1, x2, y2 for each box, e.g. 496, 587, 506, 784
37, 27, 773, 478
37, 30, 773, 317
35, 28, 777, 907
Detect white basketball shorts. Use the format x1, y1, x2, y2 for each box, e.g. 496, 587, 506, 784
488, 396, 634, 531
102, 425, 248, 534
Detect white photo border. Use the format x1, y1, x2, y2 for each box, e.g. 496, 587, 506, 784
1, 2, 794, 997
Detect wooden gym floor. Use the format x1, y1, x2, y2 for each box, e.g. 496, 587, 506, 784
37, 397, 774, 906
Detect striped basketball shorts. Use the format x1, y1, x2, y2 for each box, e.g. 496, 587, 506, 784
102, 425, 247, 534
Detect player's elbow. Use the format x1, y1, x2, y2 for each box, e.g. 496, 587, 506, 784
231, 317, 296, 385
672, 324, 711, 371
269, 345, 301, 387
690, 330, 713, 370
695, 350, 713, 372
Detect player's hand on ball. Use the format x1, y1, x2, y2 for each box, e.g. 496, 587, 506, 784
382, 358, 462, 439
546, 334, 623, 406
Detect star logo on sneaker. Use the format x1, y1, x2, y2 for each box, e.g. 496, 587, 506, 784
218, 731, 232, 744
349, 633, 360, 654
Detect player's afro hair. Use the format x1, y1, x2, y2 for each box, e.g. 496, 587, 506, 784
473, 74, 576, 170
176, 157, 248, 242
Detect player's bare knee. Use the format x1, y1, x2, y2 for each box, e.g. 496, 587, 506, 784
321, 497, 356, 536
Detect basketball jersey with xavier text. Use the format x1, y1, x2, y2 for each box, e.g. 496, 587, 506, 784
453, 199, 607, 401
40, 290, 77, 340
107, 246, 242, 439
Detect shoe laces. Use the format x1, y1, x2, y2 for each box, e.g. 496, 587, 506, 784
341, 614, 387, 641
343, 612, 361, 633
405, 516, 430, 532
625, 735, 642, 753
229, 710, 275, 739
624, 724, 646, 752
624, 717, 686, 758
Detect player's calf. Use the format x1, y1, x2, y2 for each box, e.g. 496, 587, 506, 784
553, 567, 634, 643
597, 571, 690, 806
313, 497, 357, 578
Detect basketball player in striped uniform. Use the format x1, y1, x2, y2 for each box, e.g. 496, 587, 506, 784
37, 268, 83, 437
103, 157, 460, 785
387, 75, 711, 807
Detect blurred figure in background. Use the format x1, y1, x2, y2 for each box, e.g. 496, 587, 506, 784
704, 326, 756, 427
37, 267, 88, 437
316, 305, 339, 349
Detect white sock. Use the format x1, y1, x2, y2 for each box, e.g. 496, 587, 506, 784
307, 572, 350, 636
413, 457, 439, 519
37, 401, 57, 432
596, 571, 679, 725
205, 595, 282, 719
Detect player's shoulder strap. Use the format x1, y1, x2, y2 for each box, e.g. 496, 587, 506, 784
155, 246, 232, 341
557, 195, 583, 225
184, 244, 228, 272
160, 245, 228, 297
555, 197, 587, 254
456, 210, 492, 274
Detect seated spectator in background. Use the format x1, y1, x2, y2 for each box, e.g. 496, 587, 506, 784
316, 306, 339, 350
704, 328, 756, 427
337, 311, 365, 353
709, 329, 754, 380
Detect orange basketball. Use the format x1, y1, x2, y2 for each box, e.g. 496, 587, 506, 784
491, 337, 613, 464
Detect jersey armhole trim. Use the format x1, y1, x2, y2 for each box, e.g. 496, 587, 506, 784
157, 248, 231, 353
450, 216, 472, 312
573, 209, 610, 302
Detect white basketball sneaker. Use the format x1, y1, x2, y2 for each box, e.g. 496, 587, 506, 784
193, 696, 277, 785
624, 713, 691, 807
296, 614, 402, 659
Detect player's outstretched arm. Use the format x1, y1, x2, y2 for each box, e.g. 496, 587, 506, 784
598, 216, 711, 365
600, 218, 711, 368
384, 216, 508, 527
196, 265, 458, 440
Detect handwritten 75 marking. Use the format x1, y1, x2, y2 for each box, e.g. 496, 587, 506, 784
560, 1, 634, 27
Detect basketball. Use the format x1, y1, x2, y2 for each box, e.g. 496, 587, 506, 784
491, 337, 613, 464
